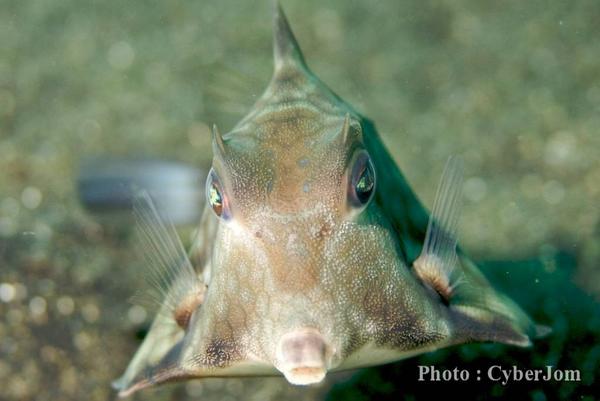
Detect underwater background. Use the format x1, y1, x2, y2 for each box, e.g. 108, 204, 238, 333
0, 0, 598, 400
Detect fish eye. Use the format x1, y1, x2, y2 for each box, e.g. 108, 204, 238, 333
348, 151, 376, 208
206, 168, 228, 219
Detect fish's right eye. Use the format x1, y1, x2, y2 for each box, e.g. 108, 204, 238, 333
206, 169, 229, 219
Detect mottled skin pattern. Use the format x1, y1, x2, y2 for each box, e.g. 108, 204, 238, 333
114, 4, 541, 397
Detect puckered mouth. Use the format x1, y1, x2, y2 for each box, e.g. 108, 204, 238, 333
275, 327, 333, 386
283, 366, 328, 385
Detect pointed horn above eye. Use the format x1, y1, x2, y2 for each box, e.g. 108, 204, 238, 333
333, 113, 354, 146
273, 2, 308, 71
341, 113, 351, 144
212, 124, 227, 158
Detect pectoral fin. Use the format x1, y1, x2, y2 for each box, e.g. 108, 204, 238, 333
412, 157, 548, 347
114, 192, 205, 395
413, 156, 464, 300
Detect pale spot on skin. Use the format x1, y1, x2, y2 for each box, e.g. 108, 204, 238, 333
297, 158, 310, 168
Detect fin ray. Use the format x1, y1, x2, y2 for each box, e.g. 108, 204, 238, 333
414, 156, 464, 298
423, 155, 464, 271
132, 191, 203, 318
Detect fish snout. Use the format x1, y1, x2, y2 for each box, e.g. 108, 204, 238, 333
275, 328, 331, 385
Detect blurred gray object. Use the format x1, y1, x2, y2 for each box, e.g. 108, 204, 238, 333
77, 158, 206, 225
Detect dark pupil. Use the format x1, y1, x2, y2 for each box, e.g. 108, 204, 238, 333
209, 183, 223, 216
355, 163, 374, 203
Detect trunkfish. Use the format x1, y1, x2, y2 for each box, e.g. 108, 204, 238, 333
113, 4, 547, 397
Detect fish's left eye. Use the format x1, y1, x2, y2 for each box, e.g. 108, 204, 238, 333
348, 151, 376, 208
